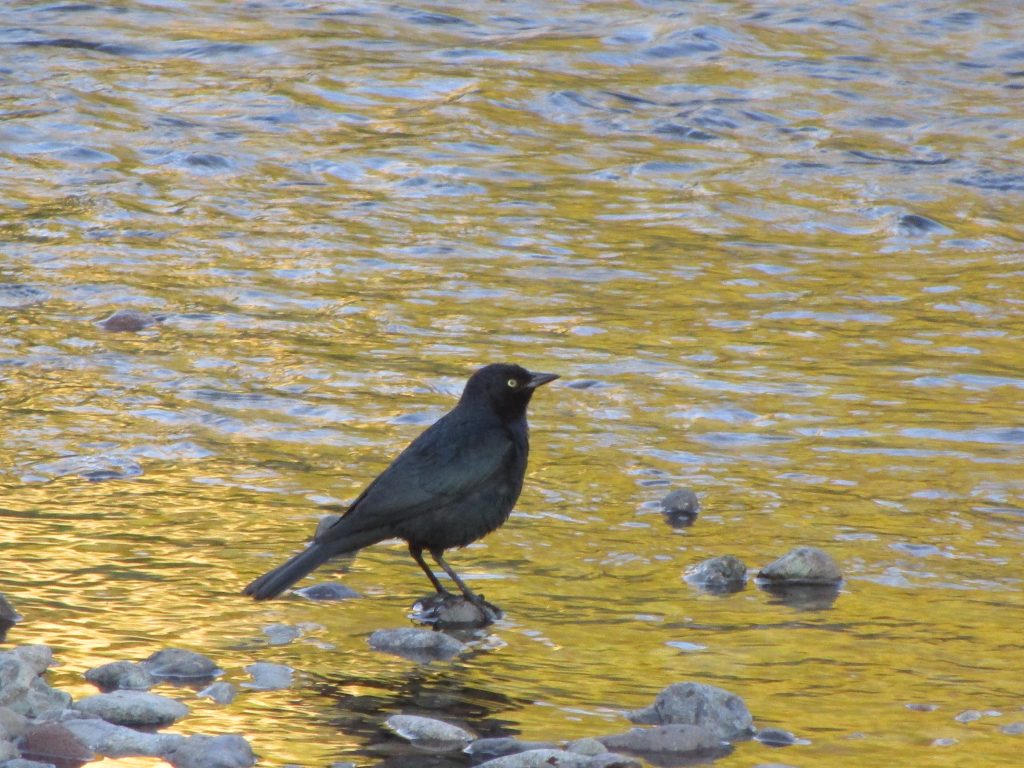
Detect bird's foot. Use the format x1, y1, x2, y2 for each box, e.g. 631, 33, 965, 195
411, 592, 502, 629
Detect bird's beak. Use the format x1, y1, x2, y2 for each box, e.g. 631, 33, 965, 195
525, 371, 559, 389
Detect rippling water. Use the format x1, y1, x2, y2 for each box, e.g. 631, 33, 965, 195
2, 1, 1023, 766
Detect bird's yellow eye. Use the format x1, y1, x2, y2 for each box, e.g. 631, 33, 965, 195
507, 378, 518, 388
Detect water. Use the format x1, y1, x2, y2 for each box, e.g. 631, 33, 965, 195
2, 0, 1023, 766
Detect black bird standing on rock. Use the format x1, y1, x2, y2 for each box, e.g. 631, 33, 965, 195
244, 363, 558, 615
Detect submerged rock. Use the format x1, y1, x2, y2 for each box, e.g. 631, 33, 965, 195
142, 648, 220, 681
599, 724, 722, 755
165, 734, 256, 768
755, 727, 799, 746
661, 488, 700, 527
72, 690, 188, 727
295, 582, 362, 601
626, 682, 754, 741
97, 309, 161, 332
684, 555, 747, 593
384, 714, 473, 750
84, 661, 156, 692
61, 716, 186, 758
466, 737, 558, 760
197, 682, 237, 705
368, 628, 466, 663
757, 547, 841, 585
242, 663, 293, 691
261, 623, 301, 646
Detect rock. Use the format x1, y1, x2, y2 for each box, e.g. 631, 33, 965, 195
467, 737, 558, 760
384, 714, 473, 750
165, 734, 256, 768
9, 649, 49, 677
84, 661, 156, 692
475, 748, 599, 767
72, 690, 188, 727
588, 755, 642, 768
142, 649, 220, 681
62, 716, 186, 758
599, 724, 721, 755
661, 489, 700, 518
262, 623, 301, 646
0, 653, 37, 707
684, 556, 747, 593
758, 547, 841, 585
295, 582, 361, 601
756, 727, 798, 746
564, 737, 607, 756
97, 309, 160, 332
0, 707, 29, 741
954, 709, 982, 723
0, 594, 18, 641
198, 682, 237, 705
17, 722, 94, 764
367, 628, 466, 663
411, 593, 501, 628
243, 663, 293, 691
0, 760, 58, 768
1001, 722, 1024, 735
0, 742, 20, 762
626, 682, 754, 741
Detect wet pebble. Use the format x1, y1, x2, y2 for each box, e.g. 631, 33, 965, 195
197, 682, 237, 705
368, 628, 466, 662
1001, 722, 1024, 735
598, 724, 721, 756
0, 284, 48, 308
72, 690, 188, 727
165, 734, 256, 768
384, 714, 474, 750
626, 681, 754, 740
684, 555, 747, 593
142, 648, 220, 681
954, 709, 982, 723
84, 661, 156, 691
755, 727, 799, 746
242, 662, 293, 691
295, 582, 362, 601
757, 546, 842, 585
97, 309, 161, 332
661, 488, 700, 525
61, 715, 186, 758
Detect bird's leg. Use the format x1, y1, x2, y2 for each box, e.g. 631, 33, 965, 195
409, 544, 451, 596
429, 548, 486, 607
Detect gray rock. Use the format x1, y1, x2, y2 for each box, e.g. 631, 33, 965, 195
0, 761, 57, 768
756, 728, 798, 746
662, 489, 700, 518
384, 714, 473, 750
242, 663, 293, 691
62, 716, 186, 758
626, 682, 754, 740
262, 623, 301, 646
84, 661, 156, 691
72, 690, 188, 727
197, 682, 237, 705
295, 582, 362, 601
0, 707, 29, 741
466, 737, 558, 760
17, 722, 93, 764
564, 737, 607, 756
0, 654, 37, 707
0, 742, 19, 762
9, 648, 50, 677
142, 648, 220, 681
684, 556, 747, 593
1001, 722, 1024, 735
475, 749, 598, 767
599, 724, 721, 754
368, 628, 466, 662
758, 547, 841, 585
8, 678, 71, 719
165, 734, 256, 768
412, 593, 500, 628
954, 709, 982, 723
98, 309, 160, 332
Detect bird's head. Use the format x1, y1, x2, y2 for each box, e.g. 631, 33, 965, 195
460, 363, 559, 421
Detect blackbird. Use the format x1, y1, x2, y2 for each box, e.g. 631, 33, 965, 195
243, 363, 558, 611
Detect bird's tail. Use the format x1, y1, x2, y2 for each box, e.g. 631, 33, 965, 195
244, 523, 387, 600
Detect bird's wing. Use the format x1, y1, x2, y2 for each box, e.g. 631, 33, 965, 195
318, 414, 520, 538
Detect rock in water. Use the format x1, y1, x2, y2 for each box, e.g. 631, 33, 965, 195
142, 648, 220, 681
684, 555, 747, 593
61, 717, 186, 758
757, 547, 841, 585
242, 663, 293, 691
72, 690, 188, 727
626, 682, 754, 741
98, 309, 160, 332
599, 724, 721, 754
384, 714, 474, 751
166, 734, 256, 768
367, 628, 466, 662
85, 661, 156, 691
